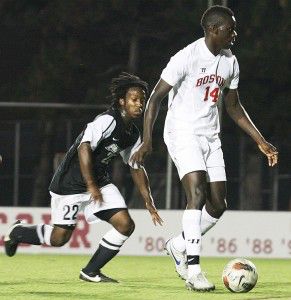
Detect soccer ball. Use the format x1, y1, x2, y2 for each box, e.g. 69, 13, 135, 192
222, 258, 258, 293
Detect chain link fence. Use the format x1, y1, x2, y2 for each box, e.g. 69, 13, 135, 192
0, 107, 290, 210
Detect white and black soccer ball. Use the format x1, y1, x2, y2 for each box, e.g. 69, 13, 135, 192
222, 258, 258, 293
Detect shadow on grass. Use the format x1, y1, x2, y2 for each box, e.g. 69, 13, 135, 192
207, 282, 291, 299
258, 282, 291, 289
23, 292, 105, 299
0, 280, 70, 286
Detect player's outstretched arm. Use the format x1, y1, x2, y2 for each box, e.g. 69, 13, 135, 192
130, 167, 163, 226
131, 79, 172, 167
78, 142, 103, 202
224, 88, 278, 167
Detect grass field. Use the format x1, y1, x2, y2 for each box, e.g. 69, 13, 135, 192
0, 255, 290, 300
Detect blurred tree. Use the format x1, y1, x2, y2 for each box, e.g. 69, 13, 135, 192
0, 0, 289, 208
225, 0, 291, 209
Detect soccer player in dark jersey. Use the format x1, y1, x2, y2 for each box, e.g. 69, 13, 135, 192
4, 72, 163, 283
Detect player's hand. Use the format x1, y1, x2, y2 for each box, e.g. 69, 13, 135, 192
130, 142, 153, 168
258, 141, 278, 167
88, 186, 103, 203
145, 200, 163, 226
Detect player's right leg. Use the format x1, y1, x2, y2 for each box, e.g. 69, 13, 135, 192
163, 129, 214, 290
181, 171, 215, 291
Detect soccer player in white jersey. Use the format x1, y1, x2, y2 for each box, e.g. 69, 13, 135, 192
4, 72, 163, 283
131, 5, 278, 292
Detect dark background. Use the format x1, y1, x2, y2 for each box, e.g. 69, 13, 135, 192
0, 0, 290, 210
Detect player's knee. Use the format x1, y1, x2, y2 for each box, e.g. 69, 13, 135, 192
126, 219, 135, 236
50, 233, 70, 247
116, 218, 135, 236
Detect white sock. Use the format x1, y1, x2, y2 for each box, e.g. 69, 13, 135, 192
36, 224, 53, 246
201, 205, 219, 235
183, 209, 202, 278
100, 228, 129, 251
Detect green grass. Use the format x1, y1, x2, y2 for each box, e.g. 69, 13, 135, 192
0, 255, 290, 300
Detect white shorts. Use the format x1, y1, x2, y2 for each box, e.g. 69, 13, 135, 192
50, 183, 127, 225
164, 120, 226, 182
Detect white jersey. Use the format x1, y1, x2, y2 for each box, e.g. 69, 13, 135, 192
161, 37, 239, 137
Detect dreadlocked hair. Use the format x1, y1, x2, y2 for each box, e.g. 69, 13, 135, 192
109, 72, 149, 109
201, 5, 234, 32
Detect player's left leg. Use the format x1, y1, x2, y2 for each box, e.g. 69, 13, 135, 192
201, 181, 226, 234
80, 208, 134, 283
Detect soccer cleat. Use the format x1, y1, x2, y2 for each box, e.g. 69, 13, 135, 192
165, 238, 188, 280
185, 272, 215, 292
4, 220, 25, 257
79, 270, 118, 283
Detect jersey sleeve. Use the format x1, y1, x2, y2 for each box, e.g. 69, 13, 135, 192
120, 137, 142, 169
228, 56, 240, 89
161, 48, 189, 87
80, 115, 116, 151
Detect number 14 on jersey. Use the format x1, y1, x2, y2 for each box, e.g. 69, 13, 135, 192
204, 86, 219, 102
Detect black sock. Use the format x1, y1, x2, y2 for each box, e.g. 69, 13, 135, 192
10, 225, 42, 245
82, 245, 119, 275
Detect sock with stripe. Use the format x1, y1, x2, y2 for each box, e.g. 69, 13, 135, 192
183, 209, 202, 279
82, 228, 129, 275
10, 224, 53, 246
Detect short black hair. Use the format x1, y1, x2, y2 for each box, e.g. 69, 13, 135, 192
109, 72, 149, 109
201, 5, 234, 32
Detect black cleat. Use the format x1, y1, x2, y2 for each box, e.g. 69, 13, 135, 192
79, 270, 118, 283
4, 220, 24, 257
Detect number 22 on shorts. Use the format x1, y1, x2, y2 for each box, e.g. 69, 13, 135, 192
63, 204, 79, 220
